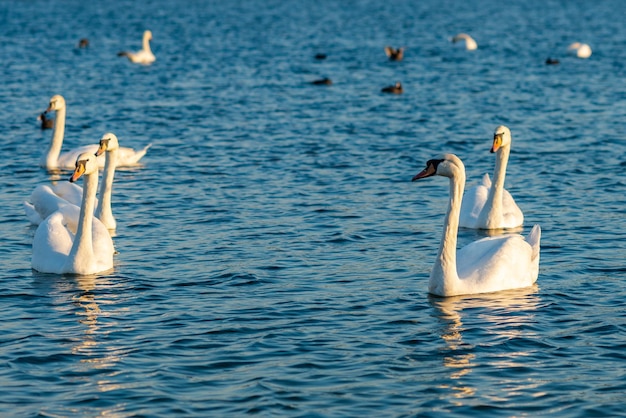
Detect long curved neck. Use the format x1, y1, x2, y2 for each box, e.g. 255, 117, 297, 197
95, 149, 117, 229
44, 107, 66, 168
430, 168, 465, 295
481, 145, 510, 228
67, 170, 98, 271
143, 36, 152, 53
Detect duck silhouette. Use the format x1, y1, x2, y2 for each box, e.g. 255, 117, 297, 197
381, 82, 403, 94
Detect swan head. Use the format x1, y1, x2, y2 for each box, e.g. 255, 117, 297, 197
69, 153, 98, 183
95, 132, 120, 156
46, 94, 66, 112
491, 125, 512, 153
412, 154, 464, 181
144, 30, 153, 42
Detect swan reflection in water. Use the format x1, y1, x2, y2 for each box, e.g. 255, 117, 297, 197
33, 272, 131, 405
429, 287, 540, 402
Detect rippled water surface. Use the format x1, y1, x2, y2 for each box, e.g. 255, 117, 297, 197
1, 0, 625, 416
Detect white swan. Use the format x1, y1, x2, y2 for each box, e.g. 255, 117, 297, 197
567, 42, 592, 59
117, 30, 155, 65
451, 33, 477, 50
41, 95, 151, 170
26, 133, 120, 230
32, 153, 114, 275
412, 154, 540, 297
93, 133, 119, 230
459, 125, 524, 229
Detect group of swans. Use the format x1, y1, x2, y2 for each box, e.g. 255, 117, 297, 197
28, 94, 151, 275
31, 150, 115, 275
448, 33, 591, 59
412, 126, 541, 297
27, 132, 121, 230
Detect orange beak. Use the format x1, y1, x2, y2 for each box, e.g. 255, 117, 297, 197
412, 162, 437, 181
69, 160, 87, 183
95, 139, 109, 157
491, 133, 503, 153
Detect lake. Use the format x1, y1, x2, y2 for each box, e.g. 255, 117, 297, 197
0, 0, 625, 416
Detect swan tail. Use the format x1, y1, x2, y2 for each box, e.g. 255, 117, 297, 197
481, 173, 491, 187
119, 143, 152, 165
527, 224, 541, 261
134, 143, 152, 162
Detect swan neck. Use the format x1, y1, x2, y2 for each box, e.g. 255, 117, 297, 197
95, 149, 117, 229
45, 106, 66, 168
430, 169, 464, 295
143, 36, 152, 53
68, 170, 98, 267
484, 146, 510, 226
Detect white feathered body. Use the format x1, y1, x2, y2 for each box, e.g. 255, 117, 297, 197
460, 173, 524, 229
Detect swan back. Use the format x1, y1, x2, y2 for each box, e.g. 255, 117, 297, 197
452, 33, 477, 50
568, 42, 592, 58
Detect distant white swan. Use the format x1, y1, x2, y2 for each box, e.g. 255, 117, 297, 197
451, 33, 477, 50
117, 30, 155, 65
412, 154, 541, 297
459, 125, 524, 229
567, 42, 592, 59
32, 153, 115, 275
26, 133, 120, 230
41, 95, 151, 170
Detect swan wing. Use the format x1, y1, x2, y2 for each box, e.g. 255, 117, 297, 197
501, 188, 524, 228
459, 182, 489, 228
31, 211, 73, 274
50, 182, 84, 206
24, 201, 43, 225
25, 185, 74, 225
456, 232, 540, 294
126, 50, 155, 64
32, 206, 114, 274
57, 144, 101, 169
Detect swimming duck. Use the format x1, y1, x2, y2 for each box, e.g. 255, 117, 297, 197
381, 82, 403, 94
311, 77, 332, 85
37, 112, 53, 130
384, 46, 404, 61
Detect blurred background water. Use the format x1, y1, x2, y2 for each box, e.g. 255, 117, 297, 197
1, 0, 625, 416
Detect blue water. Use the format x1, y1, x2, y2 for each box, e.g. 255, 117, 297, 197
1, 0, 625, 416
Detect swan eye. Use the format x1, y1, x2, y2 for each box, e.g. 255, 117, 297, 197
427, 158, 444, 169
